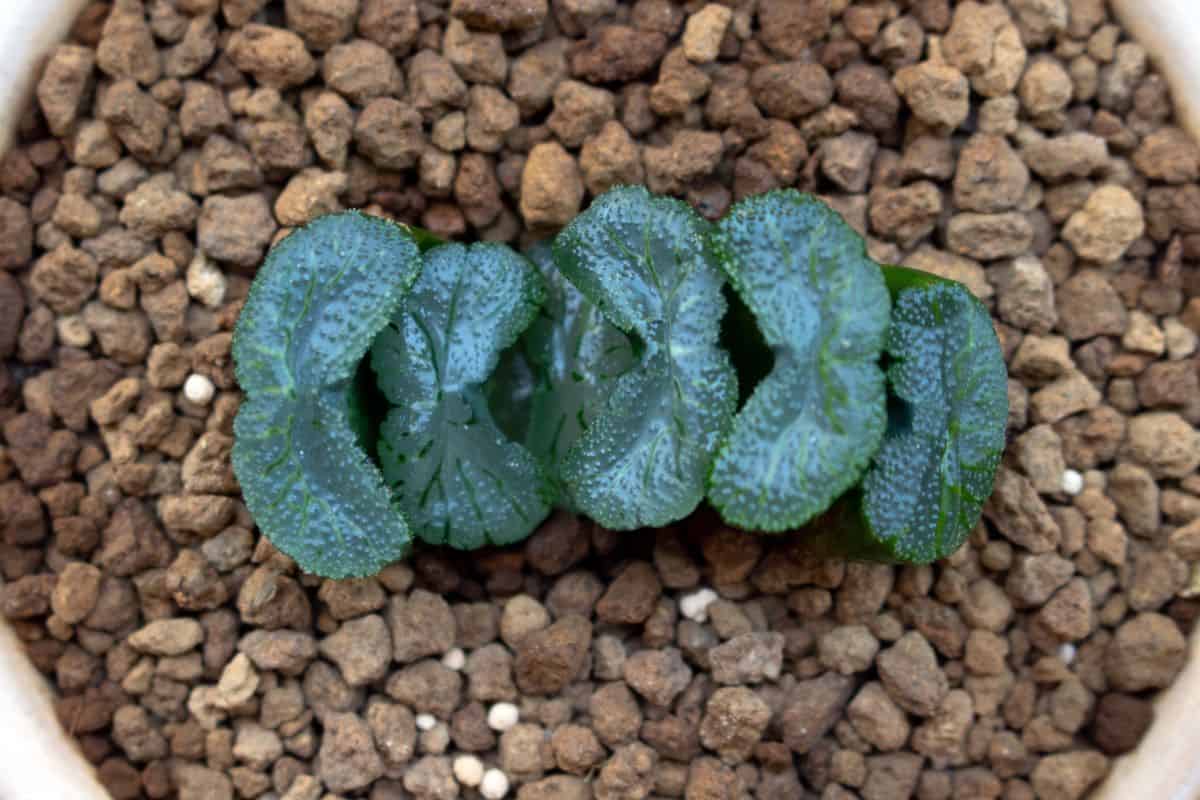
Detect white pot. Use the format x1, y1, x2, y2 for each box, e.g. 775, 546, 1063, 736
1, 1, 1199, 798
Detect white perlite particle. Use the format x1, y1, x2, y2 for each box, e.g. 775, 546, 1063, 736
183, 373, 216, 405
680, 588, 719, 622
453, 755, 484, 787
1060, 469, 1083, 496
186, 250, 227, 308
415, 713, 437, 731
442, 647, 466, 670
487, 702, 519, 732
480, 768, 510, 799
1058, 642, 1077, 664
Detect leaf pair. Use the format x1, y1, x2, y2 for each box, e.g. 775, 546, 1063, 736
707, 192, 1007, 563
517, 187, 738, 530
231, 213, 422, 579
370, 243, 552, 550
477, 188, 750, 533
232, 213, 551, 577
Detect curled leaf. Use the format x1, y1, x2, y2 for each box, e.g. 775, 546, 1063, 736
550, 186, 737, 529
371, 242, 552, 549
231, 212, 422, 578
707, 190, 891, 532
813, 267, 1008, 563
513, 243, 639, 503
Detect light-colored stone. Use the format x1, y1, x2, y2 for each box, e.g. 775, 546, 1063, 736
682, 4, 733, 64
1063, 185, 1144, 264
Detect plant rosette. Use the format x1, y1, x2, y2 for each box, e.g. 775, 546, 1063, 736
231, 188, 1009, 578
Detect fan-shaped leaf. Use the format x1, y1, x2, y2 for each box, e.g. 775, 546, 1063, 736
806, 267, 1008, 563
231, 211, 422, 578
505, 243, 639, 504
862, 267, 1008, 562
550, 186, 737, 529
371, 242, 552, 548
707, 190, 891, 531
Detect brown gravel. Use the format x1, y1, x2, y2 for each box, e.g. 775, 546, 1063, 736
4, 1, 1200, 799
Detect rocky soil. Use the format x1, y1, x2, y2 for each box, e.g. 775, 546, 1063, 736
4, 0, 1200, 799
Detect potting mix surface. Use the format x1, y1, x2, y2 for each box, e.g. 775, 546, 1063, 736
3, 0, 1200, 798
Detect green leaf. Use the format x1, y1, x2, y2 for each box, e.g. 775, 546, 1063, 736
233, 389, 404, 577
400, 223, 446, 254
487, 342, 537, 446
231, 211, 422, 578
706, 190, 891, 532
854, 269, 1008, 563
550, 186, 737, 529
516, 243, 639, 502
371, 241, 552, 549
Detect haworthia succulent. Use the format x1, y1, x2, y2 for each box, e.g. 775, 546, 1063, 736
230, 190, 1011, 578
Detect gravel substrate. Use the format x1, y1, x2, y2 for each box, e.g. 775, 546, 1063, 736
4, 0, 1200, 799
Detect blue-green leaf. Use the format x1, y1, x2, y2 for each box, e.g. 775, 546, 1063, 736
487, 342, 537, 447
231, 211, 422, 578
550, 186, 737, 529
371, 242, 552, 548
518, 243, 638, 501
707, 190, 891, 532
233, 389, 402, 577
857, 267, 1008, 563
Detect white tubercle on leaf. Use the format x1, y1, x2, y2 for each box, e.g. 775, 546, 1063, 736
487, 702, 519, 731
183, 373, 215, 405
480, 768, 510, 799
680, 587, 719, 622
453, 755, 484, 787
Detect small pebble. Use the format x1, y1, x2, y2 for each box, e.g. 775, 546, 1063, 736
1164, 318, 1198, 360
453, 754, 484, 787
421, 722, 450, 753
186, 251, 227, 308
415, 713, 437, 731
480, 768, 510, 799
680, 587, 718, 622
487, 702, 519, 732
442, 647, 466, 670
184, 373, 215, 405
1061, 469, 1084, 495
55, 314, 91, 347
